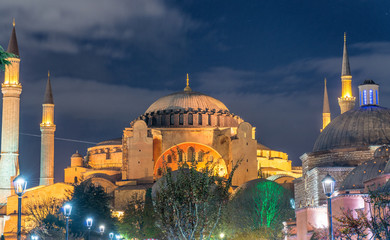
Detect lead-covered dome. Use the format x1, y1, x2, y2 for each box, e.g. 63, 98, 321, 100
144, 91, 229, 114
313, 105, 390, 152
134, 88, 243, 128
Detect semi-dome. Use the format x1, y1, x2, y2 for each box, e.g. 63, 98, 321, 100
145, 91, 229, 114
313, 105, 390, 152
340, 146, 390, 191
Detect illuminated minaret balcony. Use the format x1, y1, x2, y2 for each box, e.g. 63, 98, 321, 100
358, 80, 379, 106
338, 33, 355, 114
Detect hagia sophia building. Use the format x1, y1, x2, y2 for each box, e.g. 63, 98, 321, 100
0, 22, 301, 238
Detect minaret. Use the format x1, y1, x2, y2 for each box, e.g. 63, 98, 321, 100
321, 78, 331, 132
39, 71, 56, 186
0, 19, 22, 203
338, 33, 356, 114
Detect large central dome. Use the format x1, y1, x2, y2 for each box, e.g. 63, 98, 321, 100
313, 105, 390, 152
145, 91, 229, 114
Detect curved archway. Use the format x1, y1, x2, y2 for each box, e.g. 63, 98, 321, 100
154, 142, 227, 179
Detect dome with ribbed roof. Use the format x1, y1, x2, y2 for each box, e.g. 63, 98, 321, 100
145, 91, 229, 114
313, 105, 390, 152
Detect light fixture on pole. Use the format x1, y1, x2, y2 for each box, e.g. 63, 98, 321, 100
31, 235, 38, 240
86, 218, 93, 240
115, 234, 121, 240
63, 203, 72, 240
219, 232, 225, 239
99, 225, 104, 240
13, 176, 27, 240
109, 232, 114, 240
322, 174, 336, 240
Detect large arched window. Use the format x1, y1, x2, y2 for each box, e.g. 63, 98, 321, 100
178, 150, 183, 162
167, 155, 172, 163
198, 114, 202, 125
187, 147, 195, 162
144, 117, 149, 125
161, 115, 166, 126
170, 114, 174, 125
179, 113, 184, 125
188, 113, 193, 125
208, 115, 211, 125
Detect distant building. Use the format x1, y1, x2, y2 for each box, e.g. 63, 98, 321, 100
290, 34, 390, 239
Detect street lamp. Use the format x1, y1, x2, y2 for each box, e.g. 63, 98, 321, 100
31, 235, 38, 240
86, 218, 93, 240
219, 232, 225, 239
99, 225, 104, 240
63, 203, 72, 240
13, 176, 27, 240
322, 174, 336, 240
115, 234, 121, 240
109, 232, 114, 240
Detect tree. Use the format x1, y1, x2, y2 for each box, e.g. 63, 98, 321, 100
152, 152, 239, 240
221, 179, 294, 240
334, 188, 390, 240
69, 180, 116, 237
0, 46, 14, 71
117, 189, 161, 239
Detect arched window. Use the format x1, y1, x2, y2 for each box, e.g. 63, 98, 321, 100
198, 151, 204, 162
187, 147, 195, 162
363, 90, 367, 105
198, 114, 202, 125
157, 168, 162, 176
144, 117, 149, 125
152, 117, 157, 126
167, 155, 172, 163
369, 89, 373, 104
178, 150, 183, 162
170, 114, 174, 125
188, 113, 193, 125
74, 176, 78, 183
179, 113, 184, 125
161, 115, 166, 126
106, 149, 111, 159
208, 115, 211, 125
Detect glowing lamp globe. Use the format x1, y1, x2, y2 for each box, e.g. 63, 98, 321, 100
109, 232, 114, 239
220, 233, 225, 238
13, 177, 27, 196
99, 225, 105, 234
63, 203, 72, 217
86, 218, 93, 228
322, 174, 336, 196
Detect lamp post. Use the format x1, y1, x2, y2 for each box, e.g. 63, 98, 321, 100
109, 232, 114, 240
86, 218, 93, 240
99, 225, 104, 240
322, 174, 336, 240
13, 176, 27, 240
31, 235, 38, 240
63, 203, 72, 240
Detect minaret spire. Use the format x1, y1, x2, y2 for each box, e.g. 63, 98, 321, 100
321, 78, 331, 132
184, 73, 192, 92
0, 20, 22, 203
338, 32, 355, 114
40, 71, 56, 186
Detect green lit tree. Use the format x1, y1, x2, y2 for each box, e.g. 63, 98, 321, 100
152, 149, 239, 240
221, 179, 294, 239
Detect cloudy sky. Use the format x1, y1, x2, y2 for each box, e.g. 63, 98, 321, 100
0, 0, 390, 185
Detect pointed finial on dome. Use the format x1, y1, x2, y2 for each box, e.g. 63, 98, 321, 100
184, 73, 192, 92
13, 18, 15, 27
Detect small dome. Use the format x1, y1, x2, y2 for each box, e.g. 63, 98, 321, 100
313, 105, 390, 152
71, 151, 83, 158
145, 91, 229, 114
340, 157, 388, 191
360, 79, 377, 85
373, 145, 390, 159
96, 138, 122, 146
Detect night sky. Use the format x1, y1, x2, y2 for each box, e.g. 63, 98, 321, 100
1, 0, 390, 186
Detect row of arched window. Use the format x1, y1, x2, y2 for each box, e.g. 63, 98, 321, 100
145, 113, 213, 126
163, 147, 213, 163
